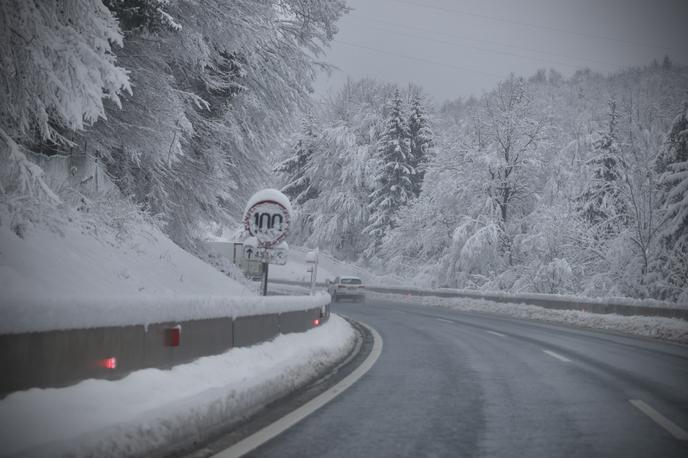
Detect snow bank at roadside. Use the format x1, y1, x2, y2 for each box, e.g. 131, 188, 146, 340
0, 314, 356, 457
0, 210, 335, 334
369, 292, 688, 344
431, 287, 688, 310
0, 218, 251, 300
0, 218, 330, 334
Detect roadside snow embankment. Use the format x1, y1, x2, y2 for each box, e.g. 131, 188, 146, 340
369, 292, 688, 344
0, 314, 356, 457
0, 217, 333, 334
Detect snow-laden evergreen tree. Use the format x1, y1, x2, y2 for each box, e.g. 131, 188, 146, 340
103, 0, 181, 33
577, 99, 628, 237
657, 102, 688, 173
275, 114, 320, 205
299, 125, 371, 258
285, 78, 394, 258
657, 105, 688, 297
0, 0, 130, 201
407, 93, 433, 197
87, 0, 348, 247
661, 105, 688, 248
364, 89, 415, 257
659, 159, 688, 284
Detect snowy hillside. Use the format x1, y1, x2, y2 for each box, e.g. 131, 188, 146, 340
0, 219, 252, 300
0, 199, 265, 333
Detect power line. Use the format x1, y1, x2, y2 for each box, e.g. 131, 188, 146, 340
345, 19, 622, 71
348, 16, 626, 70
386, 0, 671, 52
333, 39, 504, 79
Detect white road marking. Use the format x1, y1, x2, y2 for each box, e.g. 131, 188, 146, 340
630, 399, 688, 440
485, 330, 506, 337
435, 318, 454, 324
212, 322, 384, 458
542, 349, 571, 362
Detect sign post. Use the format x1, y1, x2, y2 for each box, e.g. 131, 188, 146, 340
305, 250, 318, 295
243, 189, 292, 296
261, 262, 269, 296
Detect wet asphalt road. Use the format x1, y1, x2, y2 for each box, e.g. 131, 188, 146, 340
250, 298, 688, 457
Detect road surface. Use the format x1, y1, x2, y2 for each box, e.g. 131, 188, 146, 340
247, 297, 688, 457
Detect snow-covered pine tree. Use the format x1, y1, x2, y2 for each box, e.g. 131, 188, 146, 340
103, 0, 181, 33
407, 93, 433, 197
299, 125, 371, 259
87, 0, 347, 247
364, 89, 415, 257
658, 159, 688, 291
577, 99, 628, 237
275, 113, 320, 205
659, 104, 688, 263
657, 102, 688, 173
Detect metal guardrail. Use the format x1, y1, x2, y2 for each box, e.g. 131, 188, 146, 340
269, 278, 688, 321
0, 306, 329, 398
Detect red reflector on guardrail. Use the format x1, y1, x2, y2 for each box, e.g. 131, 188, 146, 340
98, 357, 117, 370
165, 326, 181, 347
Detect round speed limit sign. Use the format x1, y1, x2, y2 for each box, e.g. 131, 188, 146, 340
243, 189, 292, 247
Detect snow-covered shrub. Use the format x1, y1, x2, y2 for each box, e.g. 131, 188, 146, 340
458, 223, 501, 273
438, 215, 502, 288
532, 258, 574, 294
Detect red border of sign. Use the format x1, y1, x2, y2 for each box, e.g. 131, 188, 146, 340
243, 199, 290, 248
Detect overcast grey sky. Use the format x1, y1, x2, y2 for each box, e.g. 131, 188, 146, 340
313, 0, 688, 103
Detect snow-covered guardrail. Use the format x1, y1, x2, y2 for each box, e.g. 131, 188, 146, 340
270, 278, 688, 321
0, 294, 330, 398
364, 286, 688, 320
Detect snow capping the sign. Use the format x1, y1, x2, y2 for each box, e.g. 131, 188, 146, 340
0, 314, 356, 457
243, 188, 293, 217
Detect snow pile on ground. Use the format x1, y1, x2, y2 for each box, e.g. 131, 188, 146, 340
432, 287, 688, 310
369, 291, 688, 344
0, 215, 251, 300
0, 209, 335, 333
0, 314, 356, 457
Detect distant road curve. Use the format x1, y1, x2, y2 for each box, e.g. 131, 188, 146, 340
250, 297, 688, 457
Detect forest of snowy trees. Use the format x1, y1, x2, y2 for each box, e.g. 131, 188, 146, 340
0, 0, 348, 247
1, 1, 686, 303
276, 64, 688, 302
